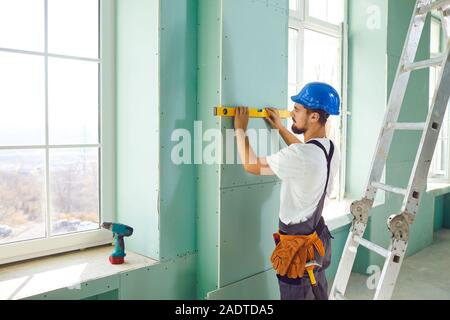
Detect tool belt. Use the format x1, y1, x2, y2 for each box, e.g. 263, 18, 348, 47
271, 231, 325, 280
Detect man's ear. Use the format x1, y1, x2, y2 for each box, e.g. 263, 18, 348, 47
310, 112, 320, 123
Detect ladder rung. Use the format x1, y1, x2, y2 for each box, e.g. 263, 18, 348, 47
371, 182, 407, 196
403, 55, 444, 72
417, 0, 450, 15
387, 122, 426, 131
353, 236, 390, 258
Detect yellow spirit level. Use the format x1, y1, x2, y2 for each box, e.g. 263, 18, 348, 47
214, 106, 291, 119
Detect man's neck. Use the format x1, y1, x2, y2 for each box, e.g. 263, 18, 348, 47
304, 127, 327, 143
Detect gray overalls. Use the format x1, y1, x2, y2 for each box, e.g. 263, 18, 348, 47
275, 139, 335, 300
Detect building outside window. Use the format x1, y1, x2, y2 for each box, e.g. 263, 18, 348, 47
0, 0, 115, 264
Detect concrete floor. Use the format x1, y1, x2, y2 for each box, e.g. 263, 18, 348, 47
335, 229, 450, 300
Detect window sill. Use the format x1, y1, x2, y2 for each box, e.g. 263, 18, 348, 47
323, 183, 450, 233
427, 182, 450, 196
323, 197, 385, 232
0, 245, 158, 300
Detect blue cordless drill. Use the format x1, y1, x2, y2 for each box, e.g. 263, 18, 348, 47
102, 222, 134, 265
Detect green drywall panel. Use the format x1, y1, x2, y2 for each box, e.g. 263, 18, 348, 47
221, 0, 287, 110
83, 289, 119, 300
197, 0, 288, 299
386, 54, 428, 164
384, 0, 432, 259
406, 190, 434, 257
217, 0, 288, 288
119, 254, 196, 300
207, 269, 280, 300
365, 163, 433, 268
444, 194, 450, 228
116, 0, 160, 260
159, 0, 198, 261
347, 0, 434, 274
220, 125, 282, 188
218, 0, 288, 291
386, 10, 430, 164
26, 275, 119, 300
434, 195, 444, 231
352, 206, 385, 274
219, 182, 280, 287
197, 0, 222, 300
346, 0, 388, 199
326, 225, 355, 278
219, 0, 287, 189
386, 0, 426, 57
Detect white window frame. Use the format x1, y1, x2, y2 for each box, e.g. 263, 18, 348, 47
289, 0, 348, 201
428, 15, 450, 183
0, 0, 116, 265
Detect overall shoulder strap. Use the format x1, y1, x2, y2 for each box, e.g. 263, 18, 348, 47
306, 140, 335, 194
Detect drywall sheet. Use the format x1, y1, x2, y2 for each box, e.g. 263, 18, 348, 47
219, 182, 281, 287
346, 0, 388, 199
348, 0, 436, 272
376, 0, 432, 263
26, 275, 120, 300
444, 194, 450, 228
159, 0, 198, 261
208, 269, 280, 300
119, 254, 197, 300
197, 0, 222, 299
434, 195, 445, 231
116, 0, 160, 260
197, 0, 288, 299
220, 0, 288, 189
218, 0, 288, 288
386, 1, 430, 164
25, 254, 196, 300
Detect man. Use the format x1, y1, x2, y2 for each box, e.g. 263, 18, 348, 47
234, 82, 341, 300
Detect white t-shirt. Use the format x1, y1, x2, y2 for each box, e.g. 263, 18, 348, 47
266, 138, 340, 225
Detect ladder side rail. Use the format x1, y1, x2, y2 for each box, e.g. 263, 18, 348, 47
402, 46, 450, 216
330, 222, 367, 299
365, 0, 430, 202
374, 240, 409, 300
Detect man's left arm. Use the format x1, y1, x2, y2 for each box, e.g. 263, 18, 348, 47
235, 107, 275, 176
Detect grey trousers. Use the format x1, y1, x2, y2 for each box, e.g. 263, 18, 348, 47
277, 225, 332, 300
278, 270, 328, 300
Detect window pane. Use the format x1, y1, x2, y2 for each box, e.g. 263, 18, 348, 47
0, 0, 44, 52
289, 0, 298, 11
303, 29, 340, 90
50, 148, 99, 236
0, 150, 46, 245
288, 28, 298, 85
304, 29, 341, 198
308, 0, 344, 25
431, 19, 441, 55
48, 0, 99, 58
48, 57, 99, 145
288, 84, 298, 108
440, 139, 447, 172
0, 51, 45, 146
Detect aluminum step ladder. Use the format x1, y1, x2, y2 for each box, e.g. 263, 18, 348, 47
330, 0, 450, 300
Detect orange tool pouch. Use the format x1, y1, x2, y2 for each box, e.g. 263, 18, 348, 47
271, 232, 325, 280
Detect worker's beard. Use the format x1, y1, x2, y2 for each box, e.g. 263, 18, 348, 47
292, 124, 306, 135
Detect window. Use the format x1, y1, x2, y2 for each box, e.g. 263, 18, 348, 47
0, 0, 115, 264
429, 16, 449, 182
288, 0, 347, 200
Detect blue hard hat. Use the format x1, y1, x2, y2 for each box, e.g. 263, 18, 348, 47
291, 82, 341, 116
